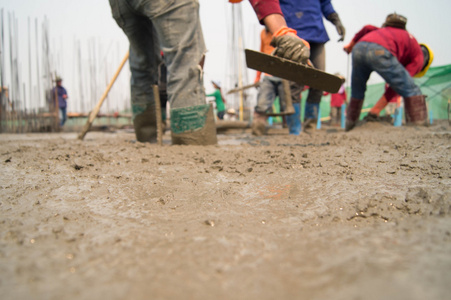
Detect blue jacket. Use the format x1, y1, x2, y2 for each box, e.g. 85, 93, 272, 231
280, 0, 336, 44
52, 86, 68, 108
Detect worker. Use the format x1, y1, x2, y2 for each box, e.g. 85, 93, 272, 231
279, 0, 345, 130
323, 74, 346, 126
52, 76, 68, 127
109, 0, 310, 145
343, 13, 429, 131
206, 81, 226, 120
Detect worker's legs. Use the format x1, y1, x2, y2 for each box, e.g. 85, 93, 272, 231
369, 95, 388, 117
286, 81, 303, 135
276, 78, 286, 113
217, 110, 225, 120
304, 43, 325, 129
110, 0, 215, 145
346, 98, 364, 131
347, 42, 373, 131
286, 103, 301, 134
109, 0, 161, 142
330, 106, 340, 126
151, 1, 207, 109
59, 107, 67, 126
371, 51, 422, 98
335, 106, 342, 125
276, 81, 288, 128
254, 76, 282, 114
153, 0, 215, 144
350, 42, 375, 100
252, 76, 281, 136
367, 45, 427, 125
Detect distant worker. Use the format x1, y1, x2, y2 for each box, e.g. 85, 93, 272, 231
109, 0, 310, 145
323, 74, 346, 126
52, 76, 68, 127
279, 0, 346, 130
206, 81, 226, 120
343, 13, 433, 131
225, 108, 238, 121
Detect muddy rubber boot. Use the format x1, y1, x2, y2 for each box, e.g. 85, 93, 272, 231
404, 95, 428, 126
251, 112, 268, 136
133, 105, 157, 143
286, 103, 301, 135
170, 103, 217, 145
303, 102, 319, 130
345, 98, 364, 132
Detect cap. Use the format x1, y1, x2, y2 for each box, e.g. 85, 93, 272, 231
212, 80, 221, 88
382, 13, 407, 30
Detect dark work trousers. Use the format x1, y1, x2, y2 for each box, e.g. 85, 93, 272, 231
306, 42, 326, 104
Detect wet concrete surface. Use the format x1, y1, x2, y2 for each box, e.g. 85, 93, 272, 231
1, 121, 450, 300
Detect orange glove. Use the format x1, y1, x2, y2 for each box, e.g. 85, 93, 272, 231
343, 41, 356, 54
270, 26, 310, 64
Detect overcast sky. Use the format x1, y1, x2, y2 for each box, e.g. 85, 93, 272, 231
0, 0, 450, 111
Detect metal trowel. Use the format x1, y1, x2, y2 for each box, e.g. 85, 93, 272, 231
245, 49, 344, 93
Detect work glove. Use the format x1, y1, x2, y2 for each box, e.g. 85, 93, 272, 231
327, 12, 345, 42
343, 40, 355, 54
270, 26, 310, 65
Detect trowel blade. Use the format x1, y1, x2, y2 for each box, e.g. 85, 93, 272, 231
245, 49, 343, 93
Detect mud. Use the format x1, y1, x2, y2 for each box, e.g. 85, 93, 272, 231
1, 121, 451, 300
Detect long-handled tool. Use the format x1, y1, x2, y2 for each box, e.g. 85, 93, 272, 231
226, 82, 259, 95
78, 52, 129, 140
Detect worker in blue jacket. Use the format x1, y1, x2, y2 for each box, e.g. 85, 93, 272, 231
279, 0, 345, 130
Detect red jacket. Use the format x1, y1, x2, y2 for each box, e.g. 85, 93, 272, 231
324, 84, 347, 107
249, 0, 283, 23
352, 25, 423, 76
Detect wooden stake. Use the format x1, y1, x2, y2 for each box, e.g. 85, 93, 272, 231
78, 51, 129, 140
153, 85, 163, 146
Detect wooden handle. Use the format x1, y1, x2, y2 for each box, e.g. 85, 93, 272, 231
282, 80, 294, 114
78, 52, 130, 140
153, 85, 163, 146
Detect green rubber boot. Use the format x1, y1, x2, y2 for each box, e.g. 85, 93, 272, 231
170, 103, 217, 145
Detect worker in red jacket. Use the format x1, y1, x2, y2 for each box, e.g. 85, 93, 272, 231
343, 13, 428, 131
